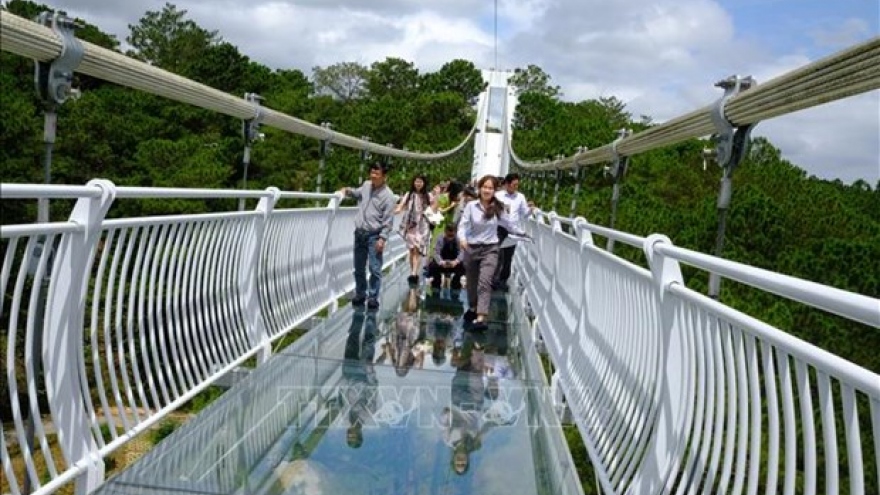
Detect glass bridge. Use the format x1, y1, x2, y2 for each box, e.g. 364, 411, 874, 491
92, 267, 583, 495
2, 12, 878, 493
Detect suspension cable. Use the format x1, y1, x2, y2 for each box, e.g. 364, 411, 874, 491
0, 12, 477, 160
508, 37, 880, 170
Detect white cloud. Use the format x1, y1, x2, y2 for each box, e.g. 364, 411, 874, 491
810, 18, 871, 49
756, 92, 880, 184
501, 0, 878, 183
24, 0, 880, 183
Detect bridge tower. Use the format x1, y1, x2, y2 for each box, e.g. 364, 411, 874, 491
472, 69, 518, 182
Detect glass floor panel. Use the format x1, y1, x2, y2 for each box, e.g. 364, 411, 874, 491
94, 271, 582, 495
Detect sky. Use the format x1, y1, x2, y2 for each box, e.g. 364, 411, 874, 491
19, 0, 880, 184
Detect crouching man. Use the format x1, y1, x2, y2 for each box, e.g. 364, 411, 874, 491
427, 223, 465, 290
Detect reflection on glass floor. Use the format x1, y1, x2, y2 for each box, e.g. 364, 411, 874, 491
94, 268, 583, 495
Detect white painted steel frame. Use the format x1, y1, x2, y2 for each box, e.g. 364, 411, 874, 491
1, 182, 405, 495
514, 211, 880, 495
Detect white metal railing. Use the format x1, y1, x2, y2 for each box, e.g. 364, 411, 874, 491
0, 181, 406, 495
0, 7, 877, 495
515, 211, 880, 494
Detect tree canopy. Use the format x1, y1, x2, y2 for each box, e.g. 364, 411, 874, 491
0, 0, 880, 488
2, 1, 878, 492
3, 1, 875, 369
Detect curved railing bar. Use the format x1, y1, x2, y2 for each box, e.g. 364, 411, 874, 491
508, 37, 880, 170
0, 12, 477, 161
516, 211, 880, 494
0, 179, 412, 495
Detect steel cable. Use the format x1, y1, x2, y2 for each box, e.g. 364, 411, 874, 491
0, 12, 476, 160
509, 37, 880, 171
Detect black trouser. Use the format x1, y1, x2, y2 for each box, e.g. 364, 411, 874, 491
494, 244, 516, 285
466, 244, 499, 315
427, 260, 465, 289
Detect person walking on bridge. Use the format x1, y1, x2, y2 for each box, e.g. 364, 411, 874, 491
337, 162, 396, 310
457, 175, 528, 330
493, 173, 532, 291
395, 174, 434, 284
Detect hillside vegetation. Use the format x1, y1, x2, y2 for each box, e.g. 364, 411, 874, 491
2, 1, 878, 493
3, 0, 876, 372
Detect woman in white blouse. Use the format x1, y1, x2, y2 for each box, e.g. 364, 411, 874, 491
456, 175, 527, 329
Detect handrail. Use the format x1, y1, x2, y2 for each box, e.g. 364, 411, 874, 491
537, 211, 880, 330
509, 37, 880, 170
0, 180, 409, 495
517, 213, 880, 494
655, 242, 880, 328
0, 183, 104, 199
0, 12, 477, 161
531, 209, 646, 248
114, 186, 275, 199
1, 184, 355, 201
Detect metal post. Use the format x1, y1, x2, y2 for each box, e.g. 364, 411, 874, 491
607, 129, 631, 253
317, 121, 332, 194
385, 143, 395, 183
707, 75, 756, 300
552, 166, 561, 213
27, 12, 83, 494
540, 170, 547, 205
44, 179, 117, 494
240, 92, 264, 210
402, 146, 409, 180
570, 165, 581, 217
38, 110, 56, 223
242, 188, 279, 363
359, 136, 371, 184
33, 11, 83, 223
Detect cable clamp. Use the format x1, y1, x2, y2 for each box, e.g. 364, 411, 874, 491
360, 136, 372, 161
607, 128, 632, 179
709, 75, 756, 169
34, 11, 84, 105
242, 92, 265, 143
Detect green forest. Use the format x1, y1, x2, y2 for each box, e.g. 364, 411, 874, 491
2, 0, 879, 491
3, 0, 876, 369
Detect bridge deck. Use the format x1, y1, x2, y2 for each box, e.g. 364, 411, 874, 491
93, 267, 583, 495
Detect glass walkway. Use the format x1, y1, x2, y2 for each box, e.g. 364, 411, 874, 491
93, 267, 584, 494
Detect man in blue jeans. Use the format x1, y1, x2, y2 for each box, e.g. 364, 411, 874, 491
338, 162, 396, 310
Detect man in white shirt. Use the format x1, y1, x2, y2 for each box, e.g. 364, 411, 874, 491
493, 173, 531, 291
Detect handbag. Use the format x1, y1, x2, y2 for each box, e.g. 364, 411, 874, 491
423, 206, 444, 226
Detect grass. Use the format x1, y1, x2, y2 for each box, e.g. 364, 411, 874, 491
539, 352, 599, 494
4, 422, 164, 495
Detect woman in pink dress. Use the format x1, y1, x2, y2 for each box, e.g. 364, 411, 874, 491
395, 174, 435, 283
